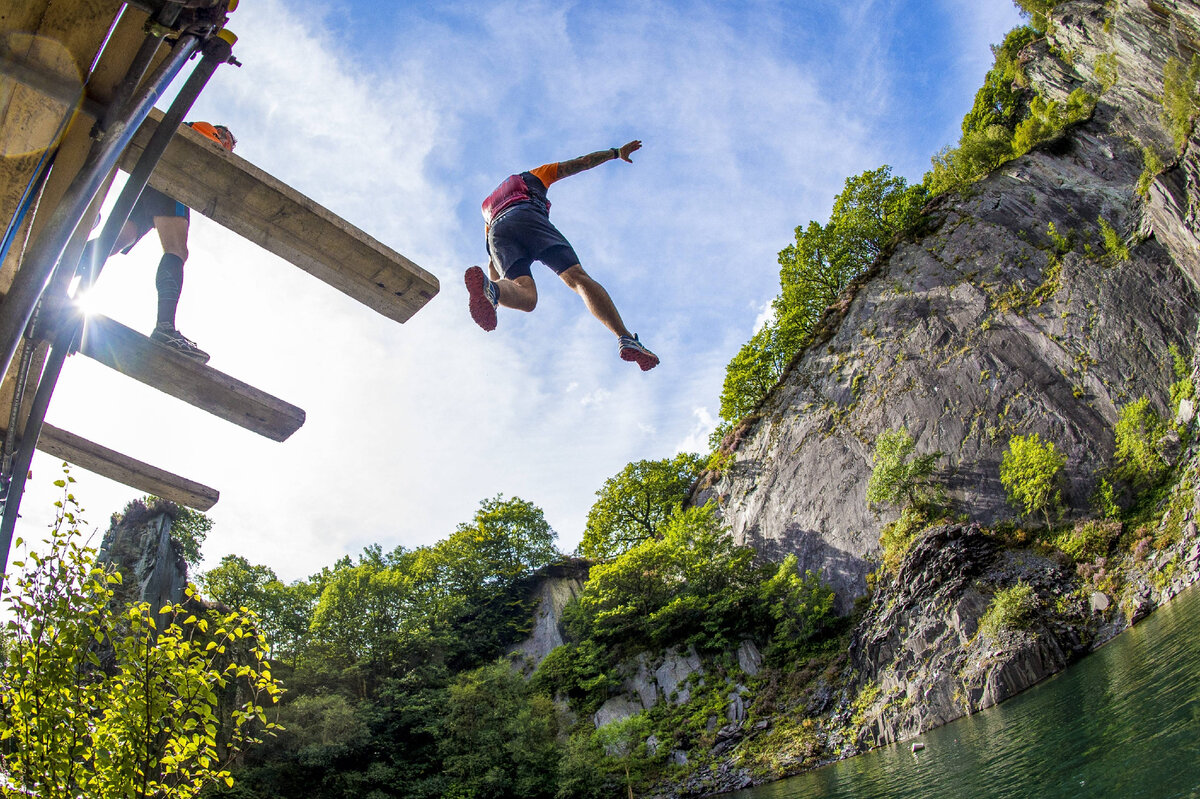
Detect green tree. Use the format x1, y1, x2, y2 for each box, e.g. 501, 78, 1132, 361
1000, 432, 1066, 529
593, 715, 652, 799
1011, 0, 1057, 32
757, 555, 835, 660
439, 661, 564, 799
1113, 397, 1169, 486
201, 555, 315, 666
308, 558, 408, 690
571, 505, 761, 656
437, 495, 560, 590
865, 427, 942, 509
717, 322, 789, 423
925, 124, 1015, 195
961, 27, 1037, 135
774, 167, 927, 348
719, 166, 926, 426
579, 452, 705, 560
0, 487, 281, 798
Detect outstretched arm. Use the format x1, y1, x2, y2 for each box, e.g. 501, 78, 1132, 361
556, 140, 642, 180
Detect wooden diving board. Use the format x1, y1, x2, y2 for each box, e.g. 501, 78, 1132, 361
118, 108, 440, 324
69, 312, 305, 442
36, 423, 219, 510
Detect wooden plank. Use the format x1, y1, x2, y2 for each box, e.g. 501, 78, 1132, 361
73, 312, 306, 442
37, 422, 219, 510
118, 108, 440, 324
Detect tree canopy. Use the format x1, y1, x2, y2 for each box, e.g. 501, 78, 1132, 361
718, 166, 927, 429
1000, 432, 1066, 528
579, 452, 705, 560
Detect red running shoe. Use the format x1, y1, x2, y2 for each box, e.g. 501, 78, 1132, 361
464, 265, 498, 331
619, 334, 659, 371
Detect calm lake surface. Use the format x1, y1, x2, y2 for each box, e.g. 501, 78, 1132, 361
726, 583, 1200, 799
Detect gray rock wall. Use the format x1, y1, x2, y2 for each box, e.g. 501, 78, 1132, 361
508, 560, 589, 671
97, 506, 189, 611
708, 0, 1200, 613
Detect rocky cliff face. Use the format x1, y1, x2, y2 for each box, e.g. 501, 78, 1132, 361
97, 501, 190, 611
509, 558, 590, 671
706, 0, 1200, 615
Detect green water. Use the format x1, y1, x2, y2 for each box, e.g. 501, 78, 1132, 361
727, 584, 1200, 799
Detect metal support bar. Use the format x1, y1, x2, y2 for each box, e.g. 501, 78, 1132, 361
0, 33, 201, 393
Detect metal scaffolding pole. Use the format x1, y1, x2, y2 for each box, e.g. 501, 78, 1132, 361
0, 32, 201, 392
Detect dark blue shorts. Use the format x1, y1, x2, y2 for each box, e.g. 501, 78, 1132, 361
121, 186, 189, 254
487, 204, 579, 279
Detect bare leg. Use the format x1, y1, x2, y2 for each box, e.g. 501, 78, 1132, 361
559, 264, 632, 339
153, 215, 189, 260
495, 274, 538, 312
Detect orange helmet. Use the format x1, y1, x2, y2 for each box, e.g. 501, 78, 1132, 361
187, 121, 236, 152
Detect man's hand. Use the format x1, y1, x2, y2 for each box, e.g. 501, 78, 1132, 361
618, 140, 642, 162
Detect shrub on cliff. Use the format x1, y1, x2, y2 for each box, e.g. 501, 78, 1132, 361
1162, 54, 1200, 150
866, 427, 942, 510
977, 581, 1039, 638
1000, 433, 1066, 530
1113, 397, 1169, 487
1055, 519, 1122, 563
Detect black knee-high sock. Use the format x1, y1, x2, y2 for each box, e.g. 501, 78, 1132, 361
155, 253, 184, 330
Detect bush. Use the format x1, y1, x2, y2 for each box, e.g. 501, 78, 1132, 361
1162, 55, 1200, 149
1169, 343, 1194, 411
0, 485, 281, 798
876, 506, 932, 574
977, 581, 1039, 638
1136, 144, 1166, 198
1113, 397, 1168, 486
1098, 216, 1130, 261
1055, 519, 1121, 562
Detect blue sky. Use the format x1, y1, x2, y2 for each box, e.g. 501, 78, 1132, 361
17, 0, 1022, 582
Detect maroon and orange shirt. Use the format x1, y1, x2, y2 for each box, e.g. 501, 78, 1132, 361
482, 163, 561, 229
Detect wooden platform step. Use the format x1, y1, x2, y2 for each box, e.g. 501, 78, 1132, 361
37, 422, 219, 510
118, 108, 440, 324
70, 312, 305, 442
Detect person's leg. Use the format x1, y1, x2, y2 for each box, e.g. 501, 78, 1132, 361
495, 274, 537, 312
558, 264, 632, 339
148, 215, 208, 362
466, 257, 537, 331
557, 263, 659, 370
151, 215, 189, 332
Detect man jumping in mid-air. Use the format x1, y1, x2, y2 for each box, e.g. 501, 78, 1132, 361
464, 140, 659, 371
